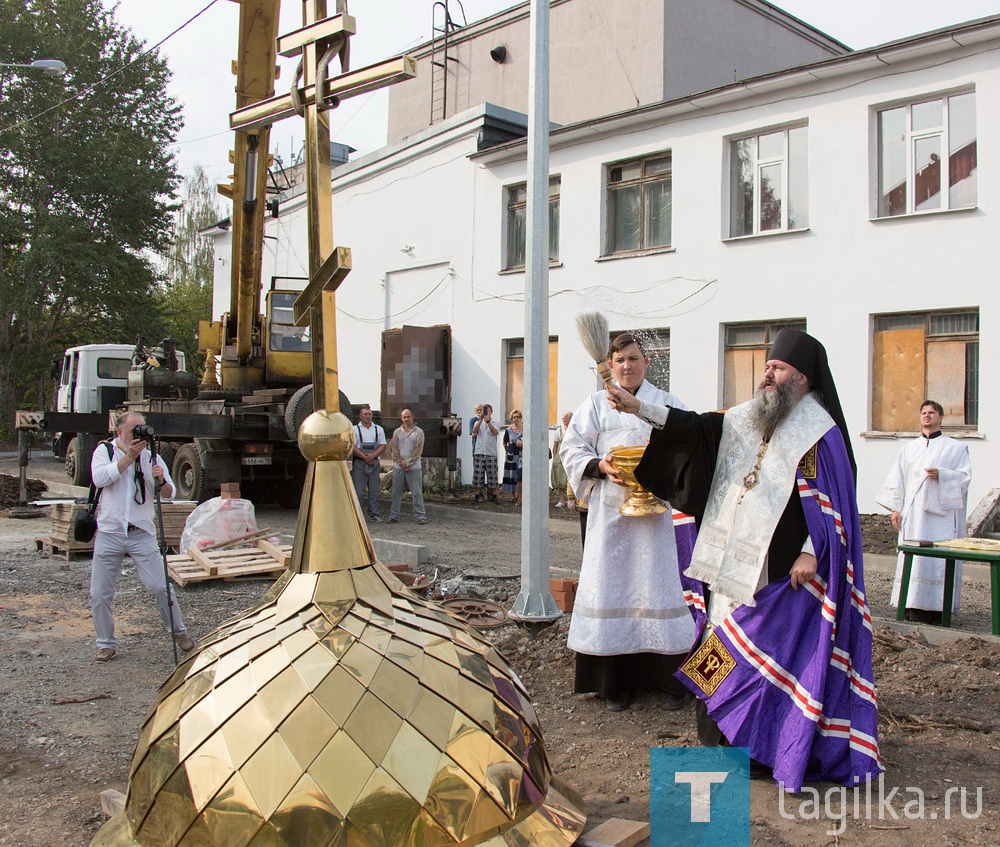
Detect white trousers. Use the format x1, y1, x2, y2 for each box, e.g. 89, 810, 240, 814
90, 528, 187, 649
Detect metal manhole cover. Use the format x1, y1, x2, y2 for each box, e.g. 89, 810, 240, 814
441, 597, 508, 629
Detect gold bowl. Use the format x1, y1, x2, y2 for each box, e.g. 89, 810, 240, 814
609, 445, 667, 516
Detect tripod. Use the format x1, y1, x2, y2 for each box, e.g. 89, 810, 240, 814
148, 436, 179, 665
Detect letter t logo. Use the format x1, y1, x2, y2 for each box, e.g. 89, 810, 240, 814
674, 772, 729, 822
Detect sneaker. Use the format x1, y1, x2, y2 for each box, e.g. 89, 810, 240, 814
369, 514, 382, 522
386, 517, 398, 523
604, 691, 633, 712
416, 518, 427, 525
95, 648, 116, 663
175, 634, 196, 653
555, 502, 565, 509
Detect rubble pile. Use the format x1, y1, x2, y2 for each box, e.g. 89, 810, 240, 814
0, 474, 47, 508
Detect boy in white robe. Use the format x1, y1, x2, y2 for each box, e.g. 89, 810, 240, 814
876, 400, 972, 624
560, 333, 695, 711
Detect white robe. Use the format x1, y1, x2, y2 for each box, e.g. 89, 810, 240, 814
560, 380, 695, 656
876, 433, 972, 612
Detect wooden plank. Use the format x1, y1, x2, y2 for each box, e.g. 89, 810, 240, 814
926, 339, 968, 425
201, 528, 273, 551
256, 537, 290, 567
873, 328, 924, 431
186, 547, 220, 577
577, 818, 650, 847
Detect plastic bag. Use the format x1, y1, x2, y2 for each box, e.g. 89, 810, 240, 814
179, 497, 258, 553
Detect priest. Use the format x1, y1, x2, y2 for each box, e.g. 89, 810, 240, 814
876, 399, 972, 624
560, 332, 695, 712
618, 328, 880, 792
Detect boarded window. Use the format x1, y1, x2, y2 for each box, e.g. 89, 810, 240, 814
505, 337, 558, 425
872, 311, 978, 430
722, 320, 806, 408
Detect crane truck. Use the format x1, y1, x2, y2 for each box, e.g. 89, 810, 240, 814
15, 0, 345, 505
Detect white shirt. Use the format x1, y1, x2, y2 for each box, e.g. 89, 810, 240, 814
355, 422, 386, 450
91, 440, 175, 536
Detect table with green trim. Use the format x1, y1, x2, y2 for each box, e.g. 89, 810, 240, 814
896, 541, 1000, 635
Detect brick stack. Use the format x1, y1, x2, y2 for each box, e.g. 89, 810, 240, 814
219, 482, 241, 500
549, 577, 579, 613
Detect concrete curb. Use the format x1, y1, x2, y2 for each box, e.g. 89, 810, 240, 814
873, 616, 1000, 646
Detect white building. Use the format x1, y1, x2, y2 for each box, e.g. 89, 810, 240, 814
209, 13, 998, 513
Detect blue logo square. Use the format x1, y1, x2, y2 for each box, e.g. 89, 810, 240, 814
650, 747, 758, 846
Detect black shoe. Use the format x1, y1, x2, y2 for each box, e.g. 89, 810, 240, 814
904, 608, 943, 625
739, 759, 773, 780
605, 691, 633, 712
661, 691, 694, 711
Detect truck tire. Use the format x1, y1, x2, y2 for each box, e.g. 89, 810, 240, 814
173, 443, 208, 502
65, 436, 92, 487
155, 441, 178, 472
284, 385, 351, 440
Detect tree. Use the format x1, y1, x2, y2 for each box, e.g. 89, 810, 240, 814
157, 166, 221, 377
0, 0, 181, 436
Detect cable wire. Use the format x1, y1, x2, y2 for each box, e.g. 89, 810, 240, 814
0, 0, 222, 137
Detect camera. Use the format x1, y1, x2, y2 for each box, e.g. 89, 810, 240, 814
132, 424, 156, 440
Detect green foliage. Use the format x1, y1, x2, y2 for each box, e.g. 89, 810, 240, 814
0, 0, 180, 436
157, 166, 220, 377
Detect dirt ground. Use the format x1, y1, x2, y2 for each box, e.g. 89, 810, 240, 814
1, 457, 998, 845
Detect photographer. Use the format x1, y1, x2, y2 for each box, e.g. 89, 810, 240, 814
89, 412, 195, 663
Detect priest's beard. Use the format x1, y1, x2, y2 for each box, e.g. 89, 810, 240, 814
748, 379, 801, 440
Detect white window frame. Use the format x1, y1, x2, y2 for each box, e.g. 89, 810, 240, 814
872, 88, 977, 219
726, 123, 808, 238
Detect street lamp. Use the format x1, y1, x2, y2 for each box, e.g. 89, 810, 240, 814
0, 59, 67, 77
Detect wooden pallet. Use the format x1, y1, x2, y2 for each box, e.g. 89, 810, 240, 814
47, 502, 196, 553
35, 537, 94, 562
166, 539, 291, 586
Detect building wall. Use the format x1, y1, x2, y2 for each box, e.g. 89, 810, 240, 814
210, 28, 999, 515
386, 0, 844, 143
661, 0, 849, 103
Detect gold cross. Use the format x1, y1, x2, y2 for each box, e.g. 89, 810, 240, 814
229, 2, 416, 411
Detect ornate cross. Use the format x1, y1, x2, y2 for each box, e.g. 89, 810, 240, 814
230, 1, 415, 411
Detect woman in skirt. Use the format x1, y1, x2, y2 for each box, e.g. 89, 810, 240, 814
502, 410, 524, 504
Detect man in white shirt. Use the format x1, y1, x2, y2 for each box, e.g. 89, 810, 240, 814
90, 412, 195, 662
387, 408, 427, 524
877, 399, 972, 625
471, 403, 499, 504
351, 405, 387, 521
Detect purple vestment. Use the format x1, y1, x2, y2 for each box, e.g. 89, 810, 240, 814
672, 426, 881, 792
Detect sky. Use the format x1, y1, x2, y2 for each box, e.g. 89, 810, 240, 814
96, 0, 1000, 192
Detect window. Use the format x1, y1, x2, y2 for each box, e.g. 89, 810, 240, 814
505, 178, 560, 269
605, 153, 672, 254
96, 358, 131, 380
722, 320, 806, 408
729, 125, 808, 237
269, 291, 311, 352
609, 328, 671, 390
876, 92, 977, 217
504, 337, 559, 425
872, 310, 978, 430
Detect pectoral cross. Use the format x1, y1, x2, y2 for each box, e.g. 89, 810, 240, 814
230, 1, 415, 410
